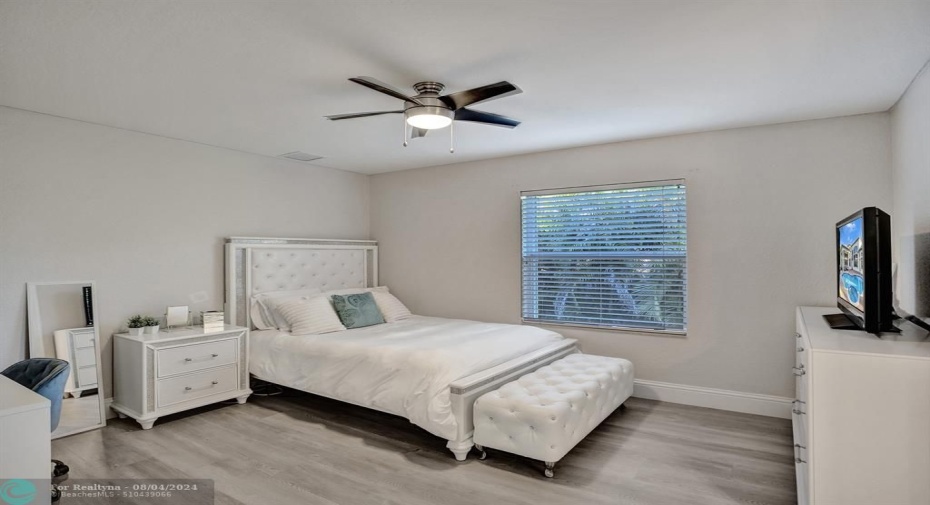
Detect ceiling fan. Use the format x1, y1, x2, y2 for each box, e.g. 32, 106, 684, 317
325, 77, 522, 152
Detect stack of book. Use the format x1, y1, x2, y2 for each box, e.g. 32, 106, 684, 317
201, 311, 225, 332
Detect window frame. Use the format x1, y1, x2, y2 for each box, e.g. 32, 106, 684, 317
520, 179, 688, 336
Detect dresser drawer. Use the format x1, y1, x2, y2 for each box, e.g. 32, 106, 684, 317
795, 332, 809, 368
156, 365, 237, 408
793, 405, 810, 505
156, 338, 237, 378
76, 366, 98, 387
794, 331, 810, 399
73, 331, 96, 349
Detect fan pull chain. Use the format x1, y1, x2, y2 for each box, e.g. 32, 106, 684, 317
402, 118, 408, 147
449, 121, 455, 154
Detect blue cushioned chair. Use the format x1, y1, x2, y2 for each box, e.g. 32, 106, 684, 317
1, 358, 71, 502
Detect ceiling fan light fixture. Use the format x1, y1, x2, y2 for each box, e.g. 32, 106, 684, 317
405, 106, 454, 129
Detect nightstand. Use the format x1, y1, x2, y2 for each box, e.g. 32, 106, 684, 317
53, 327, 99, 398
111, 325, 251, 430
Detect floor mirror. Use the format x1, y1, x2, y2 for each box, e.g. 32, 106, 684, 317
27, 281, 107, 438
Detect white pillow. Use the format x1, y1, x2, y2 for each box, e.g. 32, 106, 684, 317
250, 299, 275, 330
372, 291, 412, 322
276, 295, 346, 335
253, 289, 323, 330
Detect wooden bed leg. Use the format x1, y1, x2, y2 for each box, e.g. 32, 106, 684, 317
447, 438, 474, 461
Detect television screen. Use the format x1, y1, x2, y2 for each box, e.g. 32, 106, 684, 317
838, 215, 865, 314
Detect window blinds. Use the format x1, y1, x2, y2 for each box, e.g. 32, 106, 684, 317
521, 180, 687, 333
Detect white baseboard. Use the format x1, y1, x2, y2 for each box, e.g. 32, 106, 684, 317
633, 379, 792, 419
104, 397, 117, 419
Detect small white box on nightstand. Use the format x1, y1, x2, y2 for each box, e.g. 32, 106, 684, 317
201, 310, 225, 332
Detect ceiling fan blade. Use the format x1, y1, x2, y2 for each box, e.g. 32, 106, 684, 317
411, 127, 429, 138
325, 110, 403, 120
349, 77, 425, 106
440, 81, 522, 110
454, 108, 520, 128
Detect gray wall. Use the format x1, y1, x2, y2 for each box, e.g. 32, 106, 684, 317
370, 114, 892, 398
0, 104, 899, 404
0, 107, 370, 395
891, 61, 930, 320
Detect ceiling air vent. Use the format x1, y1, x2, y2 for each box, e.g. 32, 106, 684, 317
279, 151, 324, 162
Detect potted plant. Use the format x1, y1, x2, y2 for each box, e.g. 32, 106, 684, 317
143, 316, 160, 334
127, 315, 146, 336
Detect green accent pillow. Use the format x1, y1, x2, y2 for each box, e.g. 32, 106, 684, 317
331, 292, 385, 329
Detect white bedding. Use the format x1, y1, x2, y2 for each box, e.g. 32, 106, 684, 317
250, 315, 564, 440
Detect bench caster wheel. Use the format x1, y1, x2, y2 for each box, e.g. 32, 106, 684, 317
475, 444, 487, 460
544, 461, 555, 478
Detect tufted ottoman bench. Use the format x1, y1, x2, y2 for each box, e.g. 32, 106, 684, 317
472, 353, 634, 477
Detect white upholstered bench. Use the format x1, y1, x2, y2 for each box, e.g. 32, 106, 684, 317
472, 353, 634, 477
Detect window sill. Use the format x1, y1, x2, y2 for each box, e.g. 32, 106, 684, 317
522, 319, 687, 337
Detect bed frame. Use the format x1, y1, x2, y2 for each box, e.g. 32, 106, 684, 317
225, 237, 579, 460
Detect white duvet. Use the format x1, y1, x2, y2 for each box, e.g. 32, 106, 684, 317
250, 315, 564, 440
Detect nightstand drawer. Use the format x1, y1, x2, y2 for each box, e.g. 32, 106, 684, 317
156, 365, 237, 408
156, 339, 237, 378
74, 347, 97, 368
73, 331, 96, 348
76, 366, 97, 387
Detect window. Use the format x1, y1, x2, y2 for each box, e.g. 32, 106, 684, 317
521, 180, 687, 333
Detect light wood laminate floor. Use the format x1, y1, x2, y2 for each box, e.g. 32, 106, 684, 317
52, 390, 797, 505
53, 394, 103, 437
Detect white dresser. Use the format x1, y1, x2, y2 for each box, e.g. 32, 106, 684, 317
53, 327, 98, 397
111, 326, 252, 430
794, 306, 930, 505
0, 375, 51, 504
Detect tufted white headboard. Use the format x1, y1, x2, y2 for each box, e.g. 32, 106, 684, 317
225, 237, 378, 329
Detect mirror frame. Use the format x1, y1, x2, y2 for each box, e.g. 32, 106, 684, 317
26, 281, 107, 438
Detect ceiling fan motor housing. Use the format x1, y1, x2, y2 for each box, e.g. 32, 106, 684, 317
405, 82, 453, 128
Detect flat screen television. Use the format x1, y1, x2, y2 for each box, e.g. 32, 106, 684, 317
827, 207, 894, 334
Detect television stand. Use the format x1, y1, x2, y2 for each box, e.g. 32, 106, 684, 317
823, 313, 861, 330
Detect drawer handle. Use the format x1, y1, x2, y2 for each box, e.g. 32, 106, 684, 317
184, 381, 219, 392
795, 333, 801, 339
796, 346, 804, 352
793, 399, 806, 405
792, 409, 806, 415
795, 443, 807, 450
792, 368, 806, 376
795, 457, 807, 464
184, 353, 220, 362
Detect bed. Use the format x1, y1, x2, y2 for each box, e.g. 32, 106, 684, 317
225, 237, 579, 460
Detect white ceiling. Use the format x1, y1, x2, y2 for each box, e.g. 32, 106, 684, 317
2, 1, 929, 175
